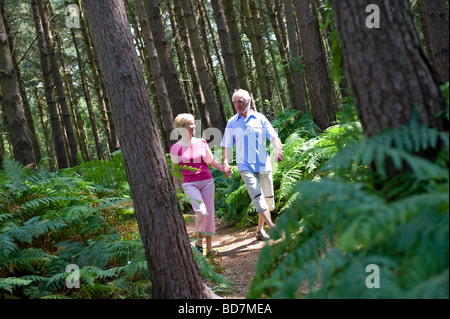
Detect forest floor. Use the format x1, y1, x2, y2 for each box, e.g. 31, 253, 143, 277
186, 217, 265, 299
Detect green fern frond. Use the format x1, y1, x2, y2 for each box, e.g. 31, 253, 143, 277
0, 233, 19, 259
0, 277, 33, 294
191, 246, 230, 288
6, 217, 66, 244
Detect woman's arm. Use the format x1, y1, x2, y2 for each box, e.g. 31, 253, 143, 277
205, 145, 224, 172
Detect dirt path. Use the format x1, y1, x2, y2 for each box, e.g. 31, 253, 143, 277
186, 217, 265, 298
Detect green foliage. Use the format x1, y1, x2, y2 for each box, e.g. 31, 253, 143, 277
249, 122, 449, 299
0, 154, 226, 298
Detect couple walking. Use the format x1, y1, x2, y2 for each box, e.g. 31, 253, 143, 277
169, 89, 283, 256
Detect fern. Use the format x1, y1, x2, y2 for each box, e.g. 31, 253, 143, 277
191, 246, 230, 289
6, 217, 67, 244
250, 121, 449, 299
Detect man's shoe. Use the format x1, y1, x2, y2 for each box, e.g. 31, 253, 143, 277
256, 229, 269, 241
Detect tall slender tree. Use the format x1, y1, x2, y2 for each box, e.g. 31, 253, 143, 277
37, 0, 78, 166
31, 0, 68, 169
136, 0, 176, 150
283, 0, 307, 113
0, 2, 34, 167
222, 0, 251, 92
1, 2, 42, 164
145, 0, 188, 116
241, 0, 271, 114
81, 0, 218, 299
211, 0, 240, 96
295, 0, 336, 130
174, 0, 211, 129
180, 0, 225, 132
76, 0, 118, 157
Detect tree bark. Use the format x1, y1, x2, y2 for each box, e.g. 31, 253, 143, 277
211, 0, 240, 96
145, 0, 188, 116
283, 0, 308, 113
35, 88, 56, 172
37, 0, 79, 166
0, 5, 34, 167
76, 0, 118, 157
330, 0, 448, 137
174, 0, 211, 130
241, 0, 271, 115
295, 0, 336, 130
223, 0, 251, 92
180, 0, 225, 132
418, 0, 449, 84
31, 0, 68, 169
136, 0, 176, 151
81, 0, 217, 299
69, 24, 103, 161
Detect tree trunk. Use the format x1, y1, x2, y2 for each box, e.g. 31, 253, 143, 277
180, 0, 225, 132
283, 0, 308, 113
145, 0, 188, 116
241, 0, 271, 116
37, 0, 79, 166
69, 25, 103, 161
136, 0, 176, 151
76, 0, 118, 157
197, 0, 229, 124
0, 6, 34, 167
223, 0, 251, 92
211, 0, 240, 96
167, 1, 196, 116
81, 0, 217, 299
31, 0, 68, 170
35, 88, 56, 172
1, 3, 42, 165
174, 0, 211, 130
418, 0, 449, 84
55, 27, 91, 163
295, 0, 336, 130
330, 0, 448, 137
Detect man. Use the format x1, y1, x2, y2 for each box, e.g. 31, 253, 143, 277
221, 89, 283, 240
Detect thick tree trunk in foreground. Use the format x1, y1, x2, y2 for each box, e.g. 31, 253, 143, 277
82, 0, 217, 299
331, 0, 448, 137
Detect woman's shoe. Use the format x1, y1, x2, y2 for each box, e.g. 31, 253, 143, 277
206, 250, 218, 256
195, 244, 203, 253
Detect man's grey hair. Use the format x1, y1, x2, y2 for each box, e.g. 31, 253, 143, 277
232, 89, 251, 103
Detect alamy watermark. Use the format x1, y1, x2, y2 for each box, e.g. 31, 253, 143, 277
365, 4, 380, 29
65, 264, 80, 289
365, 264, 380, 289
65, 4, 80, 29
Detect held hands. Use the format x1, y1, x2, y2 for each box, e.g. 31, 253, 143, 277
223, 163, 232, 178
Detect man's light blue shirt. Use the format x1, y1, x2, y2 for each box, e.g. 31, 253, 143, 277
220, 110, 278, 172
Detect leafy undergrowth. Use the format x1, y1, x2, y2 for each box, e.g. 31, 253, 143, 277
0, 152, 228, 299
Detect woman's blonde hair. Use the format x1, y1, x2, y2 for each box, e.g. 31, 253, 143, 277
174, 113, 195, 128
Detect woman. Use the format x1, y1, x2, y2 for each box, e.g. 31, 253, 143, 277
169, 113, 228, 256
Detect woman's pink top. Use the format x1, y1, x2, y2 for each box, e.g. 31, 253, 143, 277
169, 138, 213, 183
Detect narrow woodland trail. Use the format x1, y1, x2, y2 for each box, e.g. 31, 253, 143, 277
186, 218, 265, 298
